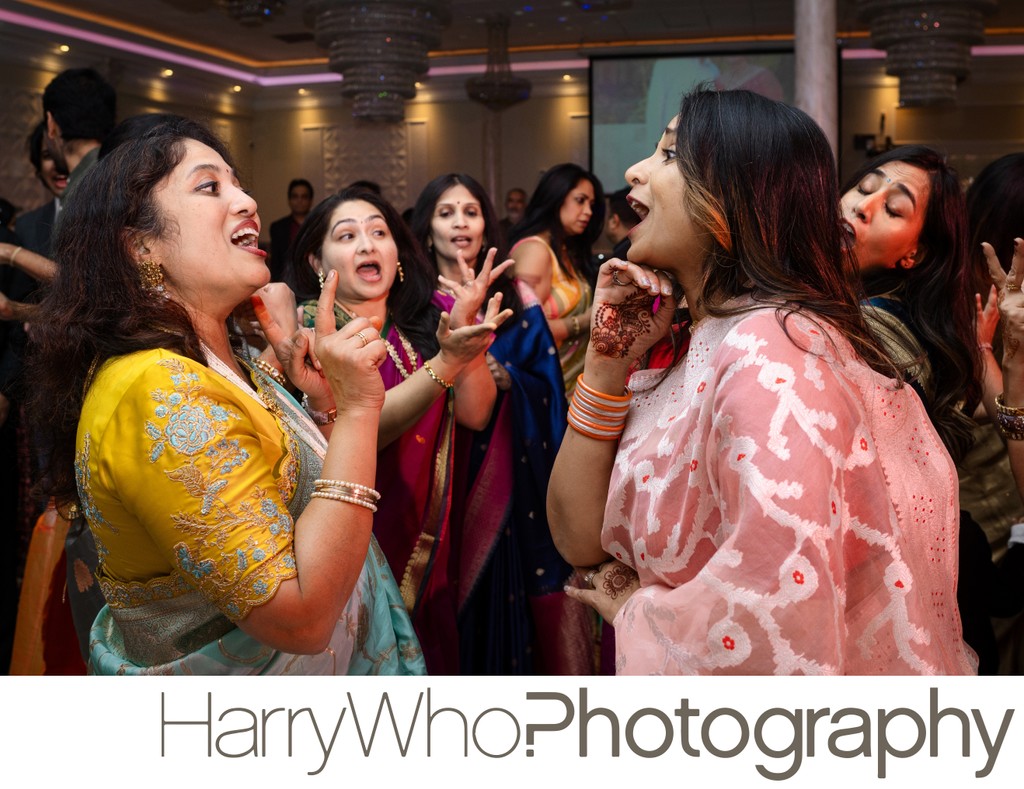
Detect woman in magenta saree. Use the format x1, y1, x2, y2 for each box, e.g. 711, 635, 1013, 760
290, 186, 510, 674
412, 174, 594, 674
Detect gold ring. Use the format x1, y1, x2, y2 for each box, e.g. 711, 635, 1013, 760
611, 271, 627, 287
355, 331, 368, 347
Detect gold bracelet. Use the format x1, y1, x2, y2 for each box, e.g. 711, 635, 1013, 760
252, 358, 288, 388
570, 315, 580, 337
995, 393, 1024, 440
423, 360, 454, 389
314, 478, 380, 501
9, 246, 22, 266
310, 489, 377, 512
301, 393, 338, 425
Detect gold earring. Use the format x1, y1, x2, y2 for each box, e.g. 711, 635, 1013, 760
318, 269, 326, 289
138, 259, 164, 293
396, 260, 405, 283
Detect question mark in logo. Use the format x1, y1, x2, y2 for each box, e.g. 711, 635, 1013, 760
525, 692, 575, 757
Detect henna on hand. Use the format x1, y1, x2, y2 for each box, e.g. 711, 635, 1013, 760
602, 563, 639, 599
591, 291, 655, 358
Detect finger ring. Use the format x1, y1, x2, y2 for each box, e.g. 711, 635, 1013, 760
1007, 283, 1021, 292
582, 568, 599, 588
611, 271, 627, 287
355, 331, 368, 347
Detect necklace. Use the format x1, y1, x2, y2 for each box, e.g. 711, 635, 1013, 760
383, 324, 418, 379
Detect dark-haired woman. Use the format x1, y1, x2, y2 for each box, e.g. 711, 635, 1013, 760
509, 163, 604, 397
548, 89, 975, 675
410, 173, 593, 674
25, 117, 425, 675
288, 186, 511, 674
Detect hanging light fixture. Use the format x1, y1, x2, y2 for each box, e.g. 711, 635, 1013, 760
305, 0, 451, 123
466, 15, 531, 112
858, 0, 998, 106
220, 1, 286, 26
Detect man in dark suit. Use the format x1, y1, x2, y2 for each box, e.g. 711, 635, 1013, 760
269, 178, 313, 281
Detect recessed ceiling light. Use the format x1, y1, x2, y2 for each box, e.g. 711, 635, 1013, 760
161, 68, 174, 78
297, 88, 308, 95
562, 74, 572, 81
58, 44, 70, 52
232, 85, 242, 93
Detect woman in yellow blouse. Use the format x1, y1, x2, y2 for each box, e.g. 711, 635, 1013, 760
26, 116, 425, 674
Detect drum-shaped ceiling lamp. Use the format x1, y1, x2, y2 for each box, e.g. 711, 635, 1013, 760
858, 0, 998, 106
305, 0, 451, 122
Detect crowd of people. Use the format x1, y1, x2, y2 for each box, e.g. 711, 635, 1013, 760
3, 67, 1024, 677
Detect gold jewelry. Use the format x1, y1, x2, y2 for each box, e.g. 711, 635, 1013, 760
1006, 282, 1021, 292
318, 269, 326, 289
251, 358, 288, 388
314, 478, 381, 500
301, 392, 338, 425
9, 246, 23, 266
995, 393, 1024, 440
138, 259, 164, 292
570, 315, 581, 337
423, 359, 454, 389
396, 260, 405, 283
310, 489, 377, 513
382, 324, 418, 379
355, 330, 368, 347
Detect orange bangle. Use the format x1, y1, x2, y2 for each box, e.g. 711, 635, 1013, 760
576, 374, 631, 402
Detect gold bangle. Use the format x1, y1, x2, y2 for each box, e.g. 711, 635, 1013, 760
301, 393, 338, 425
310, 489, 377, 512
252, 358, 288, 388
423, 360, 454, 389
570, 315, 581, 337
9, 246, 22, 266
996, 393, 1024, 417
314, 478, 380, 501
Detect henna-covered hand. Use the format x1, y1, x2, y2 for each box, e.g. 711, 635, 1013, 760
563, 558, 641, 623
588, 259, 679, 365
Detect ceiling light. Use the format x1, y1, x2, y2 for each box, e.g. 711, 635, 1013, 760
161, 68, 174, 77
59, 44, 70, 52
466, 14, 531, 111
232, 84, 242, 92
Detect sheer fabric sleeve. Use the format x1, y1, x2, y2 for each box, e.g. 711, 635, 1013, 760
609, 312, 963, 674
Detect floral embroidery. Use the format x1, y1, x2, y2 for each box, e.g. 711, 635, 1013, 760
722, 636, 735, 650
74, 434, 116, 561
792, 571, 804, 585
141, 358, 297, 619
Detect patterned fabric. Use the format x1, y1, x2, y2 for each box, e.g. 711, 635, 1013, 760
605, 306, 977, 675
78, 348, 425, 675
456, 280, 594, 674
301, 293, 461, 674
511, 236, 592, 396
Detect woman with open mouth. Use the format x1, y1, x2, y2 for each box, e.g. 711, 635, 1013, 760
288, 185, 512, 674
410, 172, 595, 675
547, 87, 976, 675
26, 116, 425, 675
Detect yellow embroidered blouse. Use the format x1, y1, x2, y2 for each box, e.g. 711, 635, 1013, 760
74, 349, 300, 621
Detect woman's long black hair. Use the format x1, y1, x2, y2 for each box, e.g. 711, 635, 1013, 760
409, 172, 523, 328
844, 145, 978, 462
286, 186, 442, 357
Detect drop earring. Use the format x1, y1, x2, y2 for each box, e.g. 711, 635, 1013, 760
396, 260, 405, 283
138, 259, 164, 294
318, 269, 326, 289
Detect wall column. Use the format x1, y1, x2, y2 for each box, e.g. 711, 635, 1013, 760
794, 0, 838, 157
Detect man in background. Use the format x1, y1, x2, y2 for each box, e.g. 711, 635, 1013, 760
592, 187, 639, 270
269, 178, 313, 281
42, 67, 116, 216
499, 187, 527, 244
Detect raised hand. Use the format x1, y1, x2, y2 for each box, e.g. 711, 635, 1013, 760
313, 269, 387, 414
589, 259, 679, 364
439, 247, 514, 328
983, 239, 1024, 362
435, 293, 513, 371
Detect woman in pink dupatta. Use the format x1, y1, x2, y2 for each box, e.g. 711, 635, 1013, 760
289, 187, 512, 674
547, 88, 976, 675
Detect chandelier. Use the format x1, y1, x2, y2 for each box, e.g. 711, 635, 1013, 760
466, 15, 531, 112
858, 0, 998, 106
305, 0, 451, 123
220, 1, 285, 26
